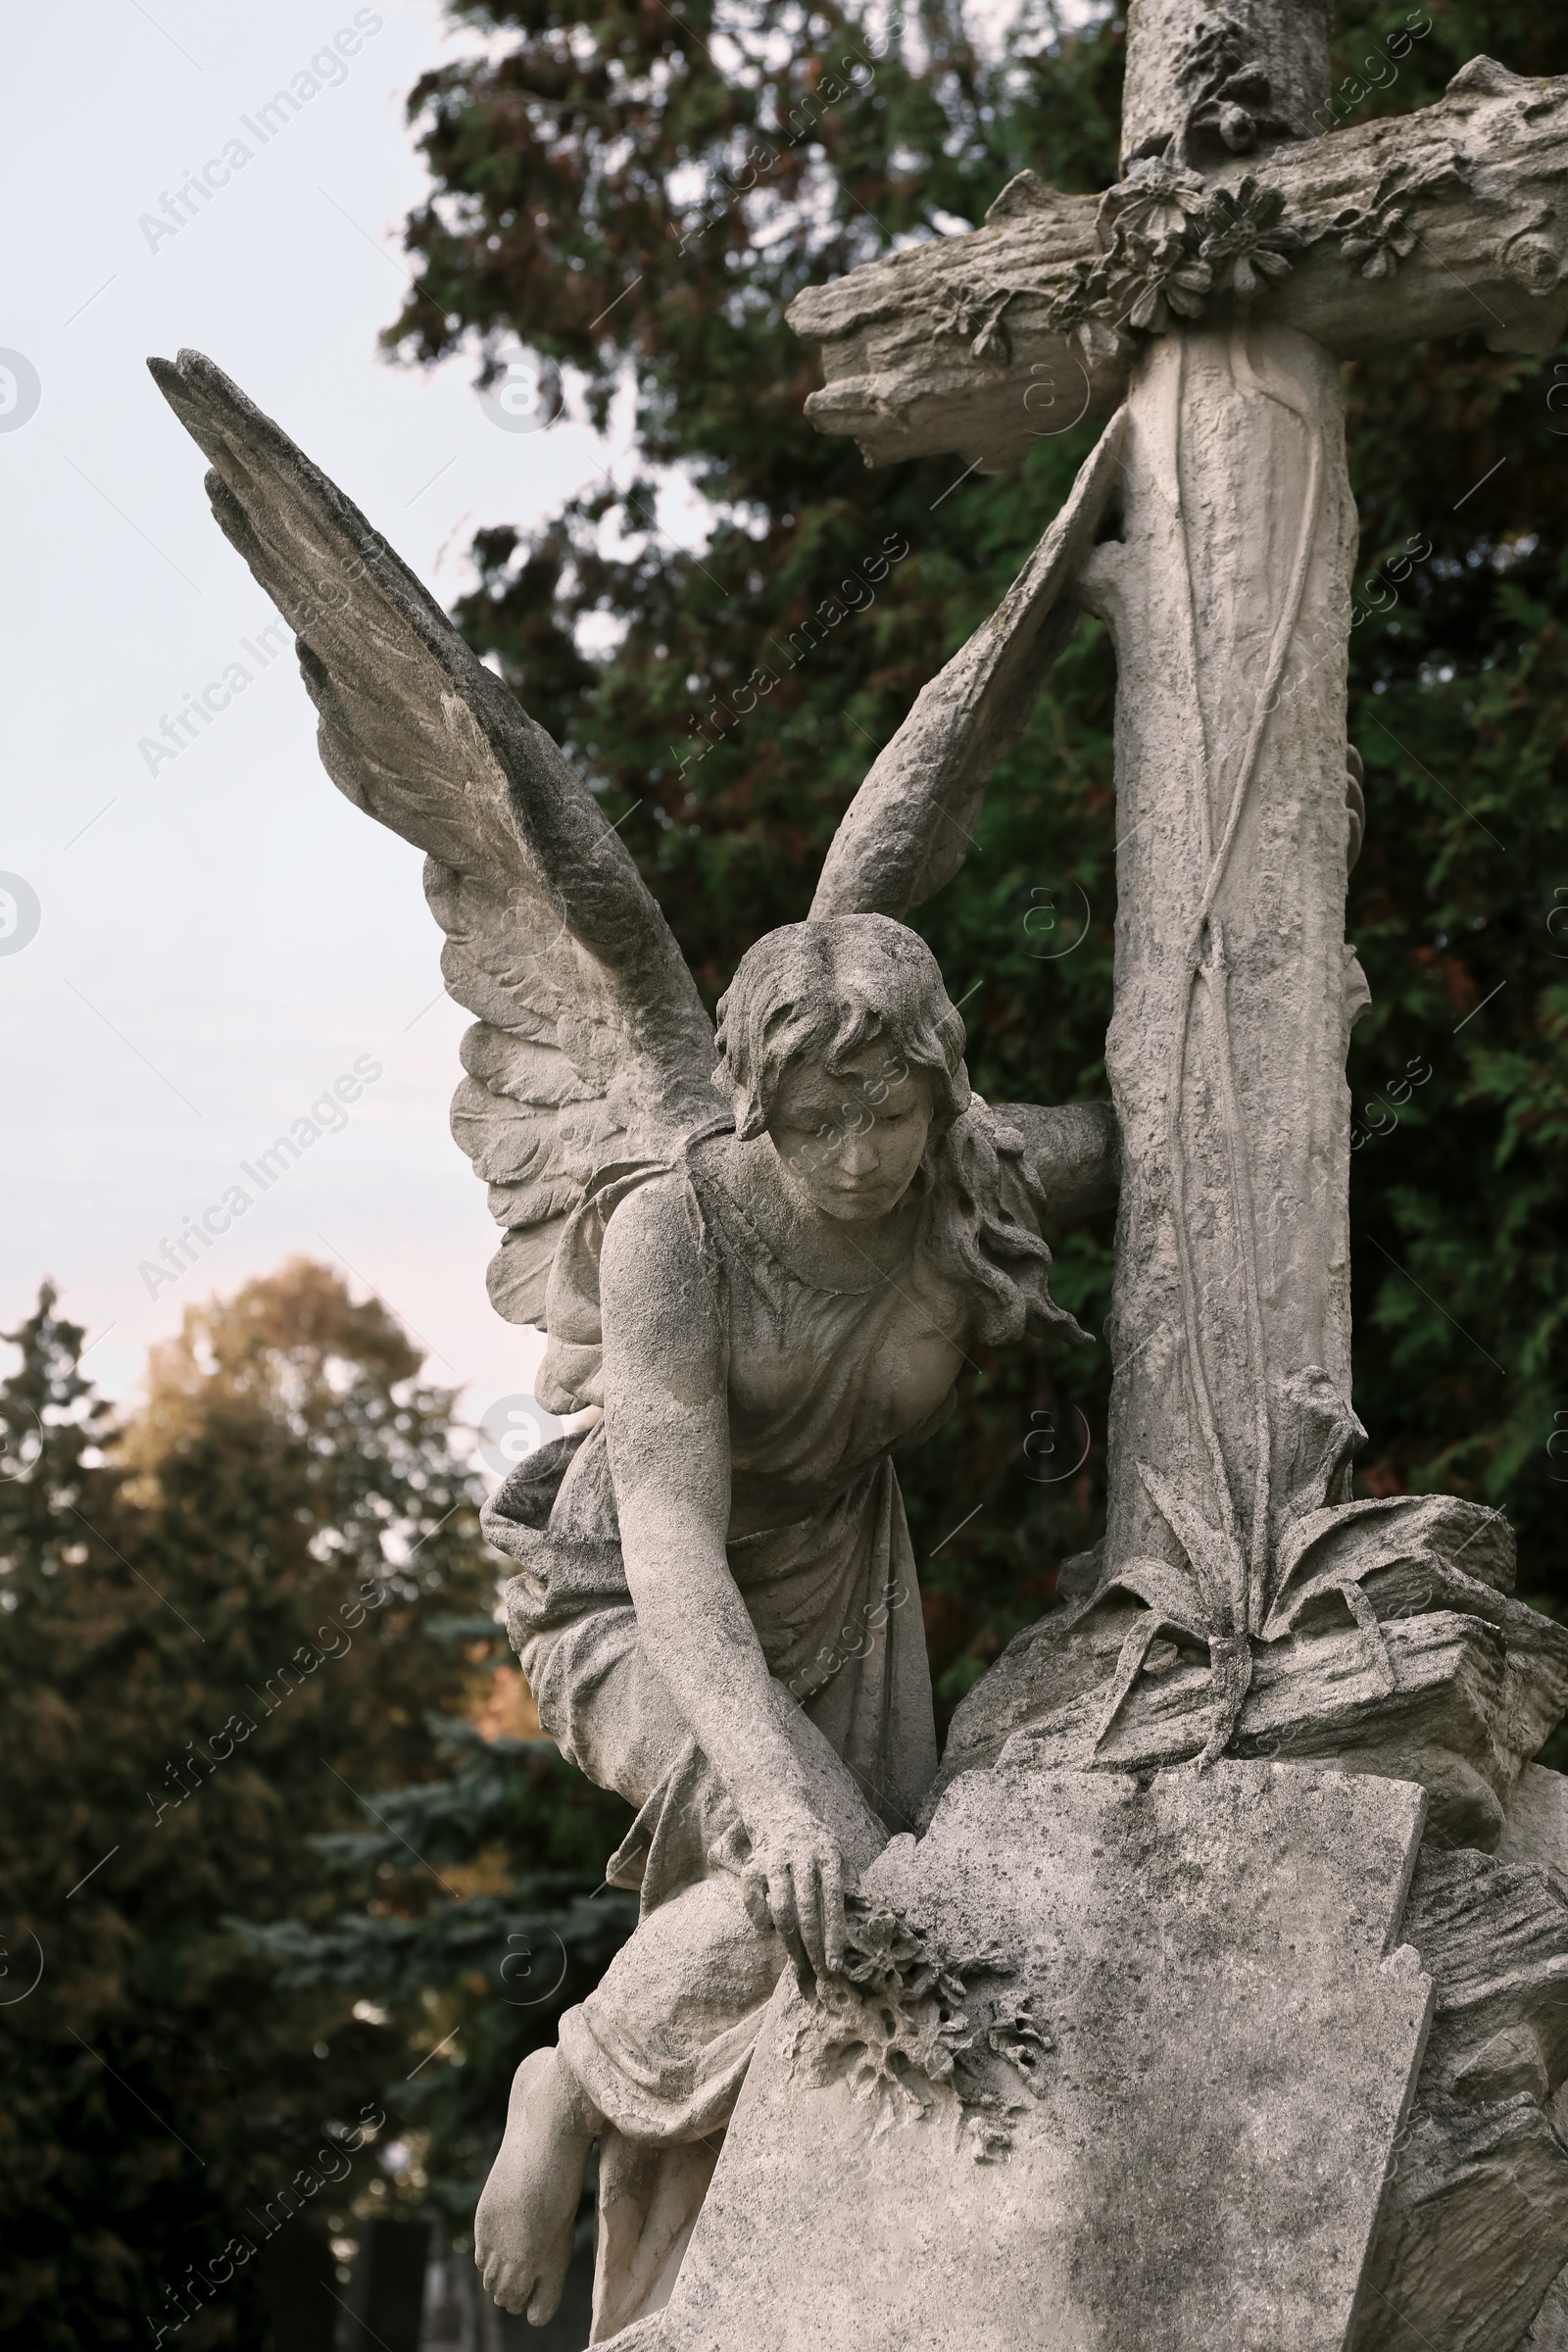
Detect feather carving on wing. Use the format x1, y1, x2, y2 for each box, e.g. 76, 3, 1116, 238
810, 405, 1126, 921
148, 349, 722, 1332
151, 348, 1123, 1361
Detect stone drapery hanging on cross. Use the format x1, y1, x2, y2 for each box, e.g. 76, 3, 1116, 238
791, 5, 1568, 1756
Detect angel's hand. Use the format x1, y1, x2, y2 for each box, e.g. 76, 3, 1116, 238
740, 1793, 853, 1983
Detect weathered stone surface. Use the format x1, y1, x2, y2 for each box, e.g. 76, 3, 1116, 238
1075, 316, 1361, 1694
788, 67, 1568, 472
1500, 1762, 1568, 1892
1118, 0, 1329, 167
1402, 1847, 1568, 2102
934, 1501, 1568, 1852
1352, 2095, 1568, 2352
1527, 2263, 1568, 2352
933, 1598, 1568, 1851
1351, 1844, 1568, 2350
646, 1763, 1431, 2352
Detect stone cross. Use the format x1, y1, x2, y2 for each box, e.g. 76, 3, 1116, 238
790, 2, 1568, 1749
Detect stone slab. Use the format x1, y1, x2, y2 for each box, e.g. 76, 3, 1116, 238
649, 1762, 1433, 2352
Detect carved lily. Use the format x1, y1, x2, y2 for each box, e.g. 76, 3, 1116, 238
1088, 1484, 1511, 1769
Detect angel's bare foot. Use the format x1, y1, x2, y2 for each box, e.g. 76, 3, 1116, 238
475, 2047, 601, 2321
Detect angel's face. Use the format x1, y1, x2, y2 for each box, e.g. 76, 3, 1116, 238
766, 1043, 934, 1222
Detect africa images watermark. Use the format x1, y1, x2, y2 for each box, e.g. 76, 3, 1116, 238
672, 14, 907, 257
137, 11, 385, 254
1308, 10, 1434, 134
137, 617, 293, 776
146, 2101, 387, 2346
137, 1054, 382, 1301
146, 1578, 395, 1827
673, 532, 911, 775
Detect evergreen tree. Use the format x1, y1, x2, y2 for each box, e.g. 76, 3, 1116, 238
380, 0, 1568, 1718
244, 1709, 634, 2230
0, 1266, 511, 2347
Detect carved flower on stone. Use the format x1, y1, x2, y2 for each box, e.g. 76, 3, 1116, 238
789, 1896, 1048, 2159
1044, 257, 1122, 355
1198, 175, 1300, 298
1054, 159, 1307, 344
1332, 156, 1467, 282
1117, 232, 1214, 334
1176, 16, 1294, 161
1098, 154, 1208, 250
1334, 198, 1419, 280
930, 278, 1028, 367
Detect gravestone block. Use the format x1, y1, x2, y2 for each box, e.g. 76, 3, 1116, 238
649, 1762, 1432, 2352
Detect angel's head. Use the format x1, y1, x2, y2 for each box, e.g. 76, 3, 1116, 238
712, 914, 969, 1222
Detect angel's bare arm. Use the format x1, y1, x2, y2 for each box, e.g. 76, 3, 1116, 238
598, 1179, 858, 1979
997, 1100, 1120, 1226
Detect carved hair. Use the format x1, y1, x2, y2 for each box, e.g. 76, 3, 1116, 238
714, 916, 1080, 1347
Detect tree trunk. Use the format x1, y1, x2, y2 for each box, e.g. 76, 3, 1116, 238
1117, 0, 1330, 165
1075, 317, 1362, 1642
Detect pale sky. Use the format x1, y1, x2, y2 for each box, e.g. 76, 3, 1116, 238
0, 0, 718, 1458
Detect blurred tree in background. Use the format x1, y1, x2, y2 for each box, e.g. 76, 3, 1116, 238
383, 0, 1568, 1713
0, 1265, 540, 2347
8, 2, 1568, 2341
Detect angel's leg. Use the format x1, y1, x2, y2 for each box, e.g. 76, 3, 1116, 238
475, 2045, 605, 2321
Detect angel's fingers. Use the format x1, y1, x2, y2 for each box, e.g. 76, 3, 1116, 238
819, 1846, 847, 1978
792, 1854, 833, 1984
740, 1862, 773, 1936
767, 1858, 800, 1946
768, 1861, 810, 1979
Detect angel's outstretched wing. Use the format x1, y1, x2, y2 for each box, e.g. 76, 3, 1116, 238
810, 406, 1127, 921
149, 350, 721, 1331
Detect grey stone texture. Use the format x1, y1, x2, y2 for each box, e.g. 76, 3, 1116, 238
649, 1762, 1433, 2352
934, 1498, 1568, 1852
150, 0, 1568, 2336
1351, 1846, 1568, 2349
787, 64, 1568, 474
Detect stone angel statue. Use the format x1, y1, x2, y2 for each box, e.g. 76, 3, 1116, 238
150, 352, 1122, 2340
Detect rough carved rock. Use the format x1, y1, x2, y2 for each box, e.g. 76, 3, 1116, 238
787, 62, 1568, 471
1528, 2265, 1568, 2352
907, 1577, 1568, 2349
932, 1514, 1568, 1852
1366, 1831, 1568, 2351
1353, 2093, 1568, 2352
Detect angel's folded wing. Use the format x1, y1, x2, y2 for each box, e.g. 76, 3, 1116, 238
809, 406, 1127, 922
149, 348, 721, 1328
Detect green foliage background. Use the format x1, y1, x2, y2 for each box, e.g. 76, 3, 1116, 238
6, 3, 1568, 2341
0, 1272, 630, 2347
389, 0, 1568, 1706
